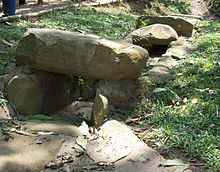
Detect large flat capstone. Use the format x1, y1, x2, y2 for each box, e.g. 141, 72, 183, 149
16, 28, 148, 80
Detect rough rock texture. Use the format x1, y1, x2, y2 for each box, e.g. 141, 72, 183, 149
96, 80, 141, 109
54, 101, 93, 122
43, 120, 176, 172
0, 102, 18, 120
0, 120, 82, 172
36, 71, 75, 113
6, 75, 43, 115
165, 46, 194, 59
24, 121, 83, 137
86, 120, 175, 172
16, 28, 148, 80
145, 65, 171, 83
91, 94, 109, 128
6, 67, 75, 115
137, 16, 194, 37
125, 24, 178, 47
0, 133, 65, 172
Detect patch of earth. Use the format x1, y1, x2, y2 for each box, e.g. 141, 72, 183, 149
0, 0, 75, 16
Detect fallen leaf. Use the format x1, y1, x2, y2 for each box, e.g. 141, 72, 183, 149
139, 157, 150, 164
76, 136, 88, 149
153, 88, 167, 93
79, 121, 89, 136
73, 147, 84, 153
160, 158, 189, 166
174, 165, 190, 172
37, 131, 55, 135
36, 139, 42, 144
30, 114, 53, 120
203, 64, 211, 68
192, 98, 198, 104
2, 128, 39, 137
171, 55, 181, 60
111, 147, 132, 163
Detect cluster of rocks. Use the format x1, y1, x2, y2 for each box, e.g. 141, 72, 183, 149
6, 15, 195, 127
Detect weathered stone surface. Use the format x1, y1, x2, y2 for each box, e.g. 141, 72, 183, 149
157, 55, 179, 68
0, 102, 18, 120
24, 121, 82, 137
0, 133, 65, 172
91, 94, 109, 128
165, 46, 194, 59
6, 75, 43, 115
125, 24, 178, 47
16, 28, 148, 80
54, 101, 93, 122
36, 71, 75, 113
85, 120, 175, 172
6, 67, 75, 115
96, 79, 141, 109
137, 16, 194, 37
146, 65, 171, 83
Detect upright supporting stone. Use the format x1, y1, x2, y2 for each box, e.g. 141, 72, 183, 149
91, 94, 109, 128
6, 66, 75, 115
96, 80, 141, 110
7, 75, 43, 115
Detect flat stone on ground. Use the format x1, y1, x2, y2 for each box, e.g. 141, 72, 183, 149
86, 120, 175, 172
24, 120, 82, 137
0, 133, 65, 172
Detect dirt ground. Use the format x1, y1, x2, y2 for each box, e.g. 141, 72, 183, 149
0, 0, 77, 16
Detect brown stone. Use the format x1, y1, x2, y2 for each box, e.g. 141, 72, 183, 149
91, 93, 109, 128
16, 28, 148, 80
137, 16, 194, 37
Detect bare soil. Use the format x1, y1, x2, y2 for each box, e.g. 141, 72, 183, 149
0, 0, 75, 16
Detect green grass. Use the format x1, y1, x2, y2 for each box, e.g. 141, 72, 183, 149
129, 0, 191, 16
14, 6, 137, 39
0, 23, 25, 75
132, 20, 220, 171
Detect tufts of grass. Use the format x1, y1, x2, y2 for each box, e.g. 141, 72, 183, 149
0, 23, 25, 75
15, 6, 137, 39
143, 0, 191, 15
133, 20, 220, 171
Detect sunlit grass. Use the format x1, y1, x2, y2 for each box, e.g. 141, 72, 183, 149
136, 20, 220, 171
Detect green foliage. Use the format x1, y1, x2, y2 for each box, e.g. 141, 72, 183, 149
14, 6, 137, 39
135, 20, 220, 171
0, 50, 15, 75
207, 0, 220, 17
0, 23, 25, 75
30, 114, 53, 120
44, 6, 137, 39
144, 0, 191, 15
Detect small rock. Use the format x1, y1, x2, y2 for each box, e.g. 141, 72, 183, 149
136, 16, 194, 37
125, 24, 178, 46
91, 94, 109, 128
